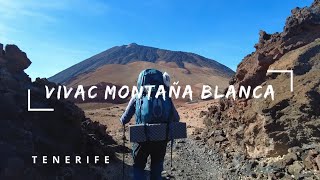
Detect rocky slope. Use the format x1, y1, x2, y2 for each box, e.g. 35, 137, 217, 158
0, 43, 118, 179
202, 1, 320, 179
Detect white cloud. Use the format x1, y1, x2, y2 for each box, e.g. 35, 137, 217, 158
0, 0, 111, 45
0, 0, 60, 22
0, 0, 110, 24
0, 0, 112, 31
0, 0, 63, 44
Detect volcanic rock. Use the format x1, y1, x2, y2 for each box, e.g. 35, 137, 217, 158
0, 43, 117, 179
202, 0, 320, 178
1, 44, 31, 73
0, 43, 3, 56
288, 161, 304, 176
303, 149, 319, 170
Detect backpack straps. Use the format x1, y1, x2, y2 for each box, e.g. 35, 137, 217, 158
168, 99, 174, 168
140, 71, 150, 142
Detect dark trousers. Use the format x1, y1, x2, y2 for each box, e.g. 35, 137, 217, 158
132, 141, 167, 180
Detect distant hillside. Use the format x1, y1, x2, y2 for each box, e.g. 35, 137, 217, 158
49, 43, 234, 85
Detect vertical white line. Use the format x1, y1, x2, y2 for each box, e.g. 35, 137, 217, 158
28, 89, 31, 111
27, 89, 54, 112
267, 69, 294, 93
290, 70, 293, 92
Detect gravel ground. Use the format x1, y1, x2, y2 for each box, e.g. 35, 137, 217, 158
105, 133, 238, 180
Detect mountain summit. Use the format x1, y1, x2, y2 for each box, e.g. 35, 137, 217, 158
49, 43, 234, 85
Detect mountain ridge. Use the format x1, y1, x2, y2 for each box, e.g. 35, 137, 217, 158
49, 43, 234, 84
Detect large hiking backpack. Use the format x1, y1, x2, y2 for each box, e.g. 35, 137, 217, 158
135, 69, 173, 125
129, 69, 184, 169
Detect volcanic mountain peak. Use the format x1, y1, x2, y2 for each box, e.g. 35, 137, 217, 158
126, 42, 138, 47
49, 43, 234, 84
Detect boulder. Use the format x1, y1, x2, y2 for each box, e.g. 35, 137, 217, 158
303, 149, 319, 170
4, 44, 31, 73
287, 161, 304, 176
315, 154, 320, 170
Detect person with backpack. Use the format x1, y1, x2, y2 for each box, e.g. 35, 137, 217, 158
120, 69, 180, 180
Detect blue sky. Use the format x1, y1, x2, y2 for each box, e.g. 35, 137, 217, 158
0, 0, 314, 79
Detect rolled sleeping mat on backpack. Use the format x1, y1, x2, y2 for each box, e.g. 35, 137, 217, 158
129, 122, 187, 142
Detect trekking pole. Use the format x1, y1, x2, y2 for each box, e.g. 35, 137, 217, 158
171, 139, 173, 168
170, 122, 173, 168
122, 124, 125, 180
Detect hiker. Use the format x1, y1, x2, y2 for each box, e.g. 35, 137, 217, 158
120, 69, 180, 180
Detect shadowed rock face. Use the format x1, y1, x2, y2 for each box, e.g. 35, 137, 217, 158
0, 44, 116, 179
202, 1, 320, 178
0, 44, 31, 73
49, 43, 234, 85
